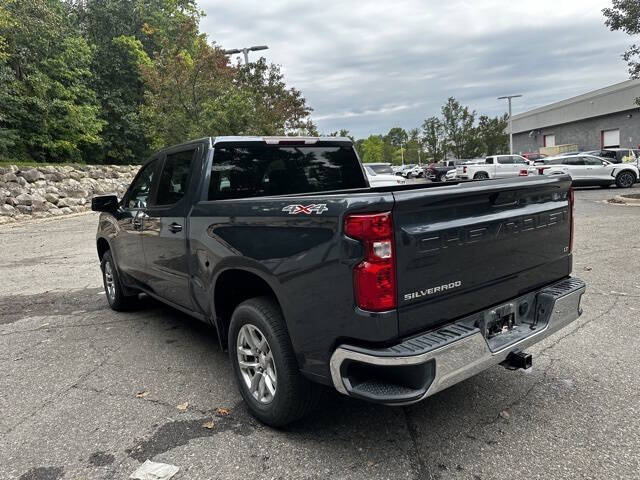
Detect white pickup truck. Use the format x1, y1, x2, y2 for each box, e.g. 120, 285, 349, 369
456, 154, 529, 180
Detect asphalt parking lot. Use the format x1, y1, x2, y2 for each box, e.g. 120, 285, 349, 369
1, 186, 639, 480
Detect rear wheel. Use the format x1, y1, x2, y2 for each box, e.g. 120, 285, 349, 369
101, 251, 137, 311
474, 172, 489, 180
615, 171, 636, 188
439, 173, 447, 182
229, 296, 320, 426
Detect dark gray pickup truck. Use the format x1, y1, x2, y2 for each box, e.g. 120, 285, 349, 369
92, 136, 585, 426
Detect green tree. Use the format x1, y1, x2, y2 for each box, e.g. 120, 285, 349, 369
360, 135, 385, 163
603, 1, 640, 79
441, 97, 476, 159
477, 114, 508, 155
0, 0, 103, 162
421, 116, 445, 162
385, 127, 408, 148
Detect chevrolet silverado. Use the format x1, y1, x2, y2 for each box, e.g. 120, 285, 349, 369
92, 136, 585, 426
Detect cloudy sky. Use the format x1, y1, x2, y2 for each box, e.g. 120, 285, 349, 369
199, 0, 631, 138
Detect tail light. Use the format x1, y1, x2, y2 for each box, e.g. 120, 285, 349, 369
569, 187, 574, 253
519, 169, 528, 176
344, 212, 396, 311
463, 166, 467, 174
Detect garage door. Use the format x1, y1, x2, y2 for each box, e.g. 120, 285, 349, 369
544, 135, 555, 147
603, 129, 620, 148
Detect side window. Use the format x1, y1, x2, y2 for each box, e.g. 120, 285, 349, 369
512, 156, 526, 164
497, 156, 512, 164
583, 157, 603, 166
485, 157, 494, 164
156, 149, 195, 206
126, 160, 156, 209
563, 157, 584, 166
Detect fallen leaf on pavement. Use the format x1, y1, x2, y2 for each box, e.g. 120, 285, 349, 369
202, 420, 215, 430
499, 410, 510, 419
584, 266, 592, 271
135, 391, 150, 398
176, 402, 189, 412
215, 407, 230, 416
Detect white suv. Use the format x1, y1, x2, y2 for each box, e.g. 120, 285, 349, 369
537, 155, 638, 188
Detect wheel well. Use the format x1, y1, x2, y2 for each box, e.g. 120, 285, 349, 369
97, 238, 110, 261
474, 171, 488, 179
618, 169, 637, 180
214, 269, 280, 344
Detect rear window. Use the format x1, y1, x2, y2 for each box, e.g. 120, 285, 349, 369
208, 144, 366, 200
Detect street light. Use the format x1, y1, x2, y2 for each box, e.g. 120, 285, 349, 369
498, 94, 522, 155
222, 45, 269, 64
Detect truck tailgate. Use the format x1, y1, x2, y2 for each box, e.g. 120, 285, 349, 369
393, 176, 573, 336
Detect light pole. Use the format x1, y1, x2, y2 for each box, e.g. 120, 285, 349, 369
222, 45, 269, 64
400, 142, 405, 166
498, 94, 522, 154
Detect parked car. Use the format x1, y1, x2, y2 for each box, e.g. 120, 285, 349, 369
456, 154, 529, 180
427, 160, 457, 182
536, 154, 638, 188
445, 168, 457, 181
403, 164, 425, 178
603, 148, 640, 165
364, 164, 406, 187
92, 136, 585, 426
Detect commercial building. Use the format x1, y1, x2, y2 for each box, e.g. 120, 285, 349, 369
511, 79, 640, 154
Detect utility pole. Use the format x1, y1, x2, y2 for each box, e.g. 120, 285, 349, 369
498, 94, 522, 154
222, 45, 269, 64
400, 143, 405, 166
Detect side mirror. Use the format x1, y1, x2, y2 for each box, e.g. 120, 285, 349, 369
91, 194, 119, 213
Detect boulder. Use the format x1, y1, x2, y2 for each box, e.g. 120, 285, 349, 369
59, 207, 73, 214
15, 193, 33, 206
2, 172, 18, 183
16, 176, 27, 186
16, 204, 32, 214
0, 204, 16, 217
45, 192, 59, 204
20, 168, 45, 183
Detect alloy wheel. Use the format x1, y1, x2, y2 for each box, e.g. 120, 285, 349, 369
104, 261, 116, 301
236, 324, 277, 404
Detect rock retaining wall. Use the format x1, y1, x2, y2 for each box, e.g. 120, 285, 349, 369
0, 164, 139, 224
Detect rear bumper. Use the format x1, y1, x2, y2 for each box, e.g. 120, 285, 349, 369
329, 277, 585, 405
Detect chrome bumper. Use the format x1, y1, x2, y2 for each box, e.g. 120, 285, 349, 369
330, 277, 585, 405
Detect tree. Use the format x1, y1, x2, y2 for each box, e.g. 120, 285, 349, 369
360, 135, 385, 163
0, 0, 104, 162
477, 114, 509, 155
385, 127, 408, 148
421, 116, 445, 162
441, 97, 477, 159
603, 1, 640, 79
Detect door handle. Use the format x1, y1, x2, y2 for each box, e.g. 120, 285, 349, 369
169, 222, 183, 233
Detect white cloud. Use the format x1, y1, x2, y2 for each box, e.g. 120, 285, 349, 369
199, 0, 631, 137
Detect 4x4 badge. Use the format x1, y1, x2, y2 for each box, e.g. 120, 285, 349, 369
282, 204, 328, 215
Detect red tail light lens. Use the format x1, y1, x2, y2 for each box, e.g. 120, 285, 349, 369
344, 212, 396, 311
569, 187, 574, 253
463, 166, 467, 173
519, 169, 528, 176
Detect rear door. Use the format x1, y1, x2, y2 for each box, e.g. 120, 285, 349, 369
563, 157, 586, 180
392, 176, 573, 335
494, 156, 514, 178
141, 146, 199, 309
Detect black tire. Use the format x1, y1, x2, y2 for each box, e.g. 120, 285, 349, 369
101, 250, 137, 311
474, 172, 489, 180
439, 173, 447, 182
229, 296, 320, 427
615, 170, 636, 188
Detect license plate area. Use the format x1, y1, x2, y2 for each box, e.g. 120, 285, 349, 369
482, 304, 516, 339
